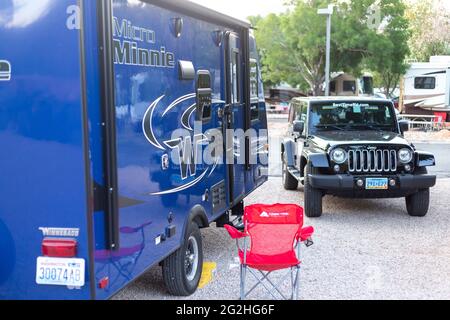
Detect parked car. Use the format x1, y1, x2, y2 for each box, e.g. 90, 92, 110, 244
281, 97, 437, 218
266, 88, 306, 114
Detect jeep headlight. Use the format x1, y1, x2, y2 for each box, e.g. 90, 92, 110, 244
398, 148, 413, 164
330, 148, 347, 164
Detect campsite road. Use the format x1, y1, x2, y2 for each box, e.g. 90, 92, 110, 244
115, 177, 450, 300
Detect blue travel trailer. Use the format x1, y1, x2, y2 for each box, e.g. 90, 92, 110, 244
0, 0, 268, 299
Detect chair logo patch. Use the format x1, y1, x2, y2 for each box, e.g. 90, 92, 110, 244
260, 211, 289, 218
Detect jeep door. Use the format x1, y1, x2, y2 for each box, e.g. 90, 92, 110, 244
288, 101, 308, 168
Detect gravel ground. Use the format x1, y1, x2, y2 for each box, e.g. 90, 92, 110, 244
114, 177, 450, 300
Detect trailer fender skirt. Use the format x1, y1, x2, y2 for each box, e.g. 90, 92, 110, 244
182, 205, 209, 239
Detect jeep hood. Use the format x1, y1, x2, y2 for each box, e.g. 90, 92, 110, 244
310, 130, 411, 150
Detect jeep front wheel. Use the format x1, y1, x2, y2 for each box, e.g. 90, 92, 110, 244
282, 152, 298, 190
406, 188, 430, 217
304, 162, 323, 218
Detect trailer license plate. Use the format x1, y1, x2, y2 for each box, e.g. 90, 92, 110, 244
36, 257, 85, 287
366, 178, 388, 190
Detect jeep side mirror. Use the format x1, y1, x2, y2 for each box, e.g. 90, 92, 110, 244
399, 120, 409, 133
293, 121, 305, 135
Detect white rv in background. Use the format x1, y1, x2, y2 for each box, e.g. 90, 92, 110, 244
328, 72, 374, 97
401, 56, 450, 120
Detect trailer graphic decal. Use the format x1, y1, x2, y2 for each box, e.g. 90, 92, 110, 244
142, 94, 220, 196
142, 95, 166, 150
0, 60, 11, 81
113, 17, 175, 68
150, 168, 210, 196
163, 93, 196, 116
164, 134, 209, 180
181, 104, 197, 131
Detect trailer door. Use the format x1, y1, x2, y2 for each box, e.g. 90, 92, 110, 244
225, 32, 246, 204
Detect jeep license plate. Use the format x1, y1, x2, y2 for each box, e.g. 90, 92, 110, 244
366, 178, 388, 190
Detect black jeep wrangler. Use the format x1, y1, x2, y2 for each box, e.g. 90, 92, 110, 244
282, 97, 437, 218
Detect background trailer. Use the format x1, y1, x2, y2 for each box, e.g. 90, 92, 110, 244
0, 0, 268, 300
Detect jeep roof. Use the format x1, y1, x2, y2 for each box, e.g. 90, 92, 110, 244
291, 96, 393, 104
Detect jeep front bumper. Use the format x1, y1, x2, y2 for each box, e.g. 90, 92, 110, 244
308, 174, 436, 192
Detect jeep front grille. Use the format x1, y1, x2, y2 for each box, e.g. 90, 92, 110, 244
348, 149, 397, 173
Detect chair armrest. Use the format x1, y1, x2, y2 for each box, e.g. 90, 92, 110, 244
298, 226, 314, 242
224, 224, 247, 239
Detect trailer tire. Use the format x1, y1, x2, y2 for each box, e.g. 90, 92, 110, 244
304, 162, 323, 218
162, 221, 203, 296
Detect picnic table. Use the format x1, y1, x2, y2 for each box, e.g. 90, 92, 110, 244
398, 114, 444, 131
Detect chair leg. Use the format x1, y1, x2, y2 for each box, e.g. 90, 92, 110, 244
240, 265, 247, 300
291, 268, 295, 300
293, 266, 300, 300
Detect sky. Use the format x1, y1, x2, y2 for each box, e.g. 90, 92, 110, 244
189, 0, 289, 21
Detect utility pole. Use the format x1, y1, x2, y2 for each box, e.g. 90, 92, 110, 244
318, 4, 334, 96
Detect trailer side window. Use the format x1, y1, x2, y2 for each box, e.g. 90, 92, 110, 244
414, 77, 436, 90
250, 59, 259, 120
250, 59, 259, 100
231, 51, 240, 104
343, 80, 356, 93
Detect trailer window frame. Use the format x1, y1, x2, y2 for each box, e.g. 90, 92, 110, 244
414, 77, 436, 90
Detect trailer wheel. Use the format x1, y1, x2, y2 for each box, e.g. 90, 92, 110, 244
162, 221, 203, 296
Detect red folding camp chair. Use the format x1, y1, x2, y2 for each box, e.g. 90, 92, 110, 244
225, 204, 314, 300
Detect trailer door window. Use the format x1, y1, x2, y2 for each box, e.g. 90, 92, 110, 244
231, 51, 240, 104
414, 77, 436, 89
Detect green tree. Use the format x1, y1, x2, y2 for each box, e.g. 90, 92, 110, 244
406, 0, 450, 62
364, 0, 410, 97
251, 0, 410, 97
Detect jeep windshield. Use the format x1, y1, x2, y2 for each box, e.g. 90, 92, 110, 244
309, 101, 397, 134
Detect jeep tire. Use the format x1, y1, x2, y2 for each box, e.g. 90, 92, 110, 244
406, 188, 430, 217
162, 221, 203, 296
304, 162, 323, 218
282, 152, 298, 190
405, 167, 430, 217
